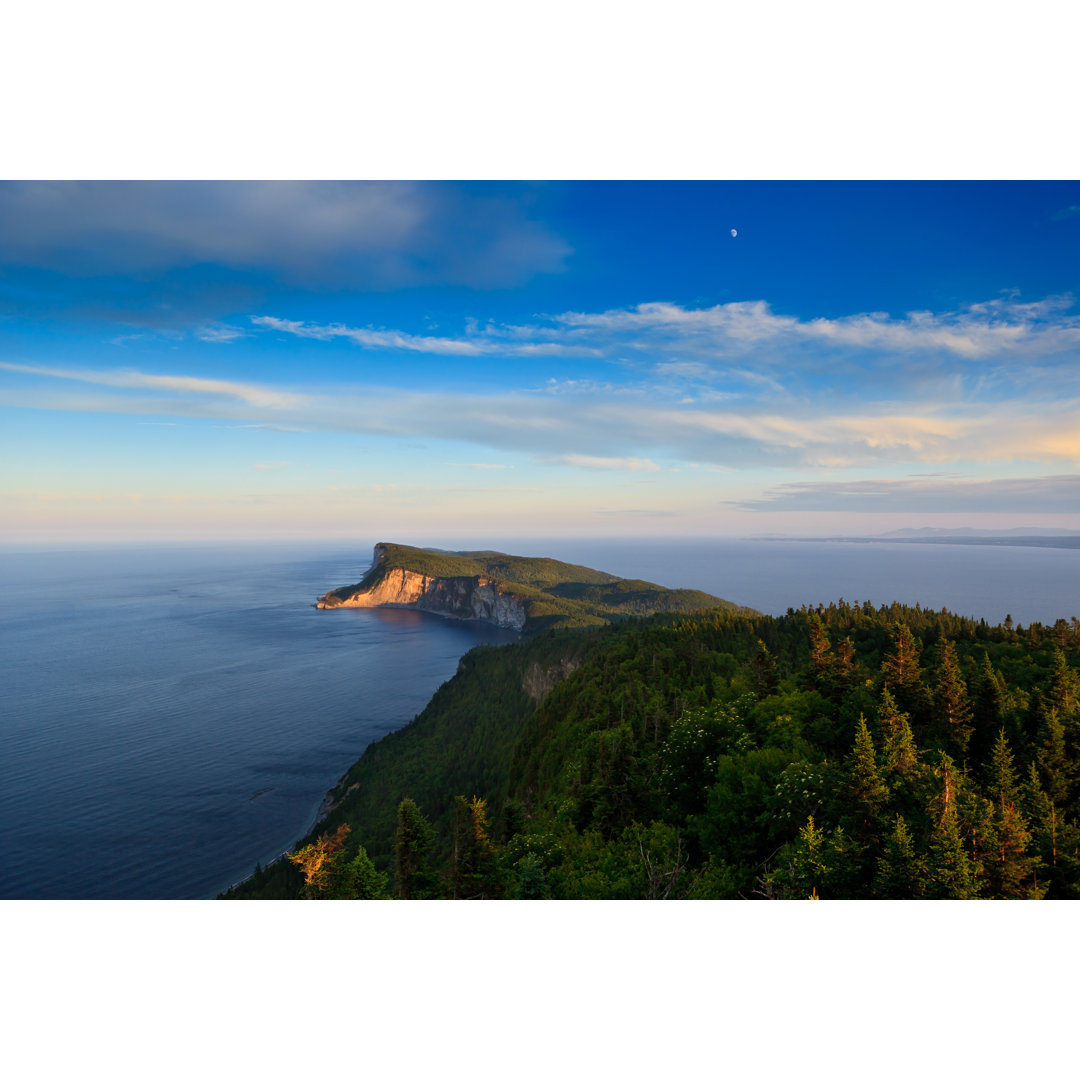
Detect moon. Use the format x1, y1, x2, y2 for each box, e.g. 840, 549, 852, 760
730, 228, 738, 238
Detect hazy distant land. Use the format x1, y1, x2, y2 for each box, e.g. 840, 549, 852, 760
762, 529, 1080, 550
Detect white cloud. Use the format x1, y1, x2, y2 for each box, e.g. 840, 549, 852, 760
0, 360, 304, 409
5, 358, 1080, 473
252, 293, 1080, 376
559, 454, 661, 471
196, 324, 246, 344
251, 315, 600, 358
550, 294, 1080, 359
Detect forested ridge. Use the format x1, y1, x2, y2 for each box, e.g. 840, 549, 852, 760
222, 602, 1080, 900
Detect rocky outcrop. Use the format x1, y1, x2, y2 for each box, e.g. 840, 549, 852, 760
522, 657, 581, 702
317, 567, 528, 632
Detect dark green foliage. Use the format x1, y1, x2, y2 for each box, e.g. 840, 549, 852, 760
874, 816, 925, 898
394, 798, 438, 899
224, 597, 1080, 900
933, 639, 974, 757
451, 796, 501, 899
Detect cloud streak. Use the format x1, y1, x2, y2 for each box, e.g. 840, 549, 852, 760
250, 294, 1080, 387
251, 316, 600, 358
0, 361, 303, 409
737, 474, 1080, 514
6, 358, 1080, 474
551, 295, 1080, 360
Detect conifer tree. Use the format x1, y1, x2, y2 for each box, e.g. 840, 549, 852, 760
874, 815, 925, 898
287, 824, 370, 899
751, 639, 779, 697
933, 639, 974, 756
836, 636, 856, 683
1047, 649, 1080, 737
451, 795, 500, 899
877, 687, 918, 774
845, 715, 888, 844
1026, 763, 1059, 879
809, 613, 832, 672
394, 797, 438, 899
981, 729, 1043, 897
972, 653, 1006, 749
779, 815, 831, 899
803, 614, 836, 693
927, 805, 979, 899
344, 847, 389, 899
1034, 705, 1069, 803
988, 802, 1045, 899
882, 622, 924, 700
987, 728, 1022, 814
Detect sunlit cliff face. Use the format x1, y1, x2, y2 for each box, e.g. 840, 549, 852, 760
317, 567, 528, 632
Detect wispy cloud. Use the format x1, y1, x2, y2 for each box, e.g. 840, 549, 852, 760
252, 461, 293, 471
558, 454, 661, 471
250, 294, 1080, 383
0, 360, 303, 409
5, 357, 1080, 473
737, 474, 1080, 514
196, 324, 246, 344
251, 315, 600, 358
654, 359, 710, 378
1052, 205, 1080, 221
443, 462, 515, 469
551, 294, 1080, 360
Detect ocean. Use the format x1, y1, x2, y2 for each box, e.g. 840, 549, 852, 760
1, 537, 1077, 899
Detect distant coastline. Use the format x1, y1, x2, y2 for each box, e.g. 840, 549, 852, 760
759, 535, 1080, 550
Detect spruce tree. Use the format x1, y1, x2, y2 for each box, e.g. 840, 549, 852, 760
394, 797, 438, 899
1034, 705, 1069, 803
933, 639, 974, 756
844, 715, 888, 846
972, 654, 1006, 756
987, 728, 1022, 814
877, 687, 918, 775
984, 730, 1042, 897
778, 815, 831, 899
751, 639, 779, 697
874, 815, 925, 898
836, 637, 856, 684
881, 622, 927, 717
927, 806, 979, 899
1047, 649, 1080, 739
451, 795, 500, 899
1025, 763, 1060, 882
989, 803, 1045, 899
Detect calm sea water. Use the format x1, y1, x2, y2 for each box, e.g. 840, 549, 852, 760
0, 543, 517, 900
1, 538, 1076, 899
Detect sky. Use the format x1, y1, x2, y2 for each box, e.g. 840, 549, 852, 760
2, 179, 1079, 543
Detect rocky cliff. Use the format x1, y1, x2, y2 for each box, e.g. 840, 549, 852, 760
316, 566, 528, 632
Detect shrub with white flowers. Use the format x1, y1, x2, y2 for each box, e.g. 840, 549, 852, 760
769, 759, 828, 827
659, 697, 756, 816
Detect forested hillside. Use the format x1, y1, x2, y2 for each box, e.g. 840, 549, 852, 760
223, 603, 1080, 900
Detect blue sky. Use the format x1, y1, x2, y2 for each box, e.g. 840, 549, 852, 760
2, 180, 1079, 543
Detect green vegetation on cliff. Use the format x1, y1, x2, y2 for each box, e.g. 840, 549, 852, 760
316, 542, 753, 633
223, 599, 1080, 900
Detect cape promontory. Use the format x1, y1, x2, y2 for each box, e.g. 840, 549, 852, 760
316, 542, 752, 633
